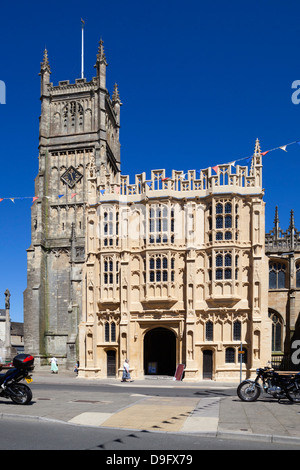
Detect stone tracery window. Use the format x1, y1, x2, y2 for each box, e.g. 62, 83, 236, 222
147, 254, 175, 283
215, 252, 232, 280
269, 261, 286, 289
205, 321, 213, 341
105, 322, 109, 341
233, 320, 241, 341
213, 200, 236, 241
268, 311, 283, 352
104, 321, 116, 342
149, 204, 174, 244
103, 256, 119, 285
208, 249, 240, 282
225, 347, 235, 363
296, 261, 300, 288
63, 101, 84, 132
102, 208, 119, 247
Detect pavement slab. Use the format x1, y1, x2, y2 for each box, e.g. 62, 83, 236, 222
98, 396, 200, 432
1, 371, 300, 445
218, 396, 300, 439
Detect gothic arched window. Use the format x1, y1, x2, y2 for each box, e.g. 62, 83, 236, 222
268, 311, 283, 352
214, 200, 234, 241
205, 321, 213, 341
233, 320, 241, 341
103, 256, 119, 285
269, 262, 286, 289
62, 101, 84, 133
215, 252, 232, 280
296, 261, 300, 288
105, 322, 110, 342
111, 322, 116, 342
147, 254, 174, 283
225, 347, 235, 363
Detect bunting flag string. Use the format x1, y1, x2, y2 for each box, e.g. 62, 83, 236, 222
1, 139, 300, 203
0, 196, 40, 203
209, 139, 300, 173
97, 138, 300, 195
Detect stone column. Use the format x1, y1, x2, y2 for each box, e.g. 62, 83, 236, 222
4, 289, 12, 361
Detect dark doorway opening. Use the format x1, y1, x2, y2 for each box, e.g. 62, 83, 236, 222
106, 350, 116, 377
144, 327, 176, 376
203, 350, 213, 379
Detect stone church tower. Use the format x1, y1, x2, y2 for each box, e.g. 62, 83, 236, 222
24, 41, 121, 368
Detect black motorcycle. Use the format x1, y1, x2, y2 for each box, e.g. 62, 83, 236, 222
0, 354, 34, 405
237, 367, 300, 403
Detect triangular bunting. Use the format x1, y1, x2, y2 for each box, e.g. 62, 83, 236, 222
32, 197, 38, 202
212, 165, 219, 173
100, 189, 105, 195
71, 193, 77, 199
58, 194, 64, 198
261, 151, 269, 156
280, 145, 287, 152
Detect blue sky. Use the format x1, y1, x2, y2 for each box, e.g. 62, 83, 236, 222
1, 0, 300, 322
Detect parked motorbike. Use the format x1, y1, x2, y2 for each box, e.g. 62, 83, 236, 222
237, 366, 300, 403
0, 354, 34, 405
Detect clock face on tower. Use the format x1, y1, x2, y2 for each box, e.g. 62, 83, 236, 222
61, 166, 83, 188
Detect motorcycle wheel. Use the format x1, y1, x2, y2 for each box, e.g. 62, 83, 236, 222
286, 387, 300, 403
237, 381, 261, 402
10, 383, 32, 405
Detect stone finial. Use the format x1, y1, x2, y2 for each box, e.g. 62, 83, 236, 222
274, 206, 280, 239
4, 289, 10, 310
289, 209, 295, 250
274, 205, 279, 225
40, 48, 51, 74
96, 39, 108, 66
254, 138, 261, 155
290, 209, 295, 230
112, 83, 122, 105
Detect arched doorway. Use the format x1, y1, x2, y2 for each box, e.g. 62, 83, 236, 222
144, 327, 176, 376
106, 350, 116, 377
203, 349, 213, 379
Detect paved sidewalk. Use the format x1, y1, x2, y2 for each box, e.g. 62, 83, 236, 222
0, 370, 299, 446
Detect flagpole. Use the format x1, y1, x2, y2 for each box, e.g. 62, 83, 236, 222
81, 19, 85, 79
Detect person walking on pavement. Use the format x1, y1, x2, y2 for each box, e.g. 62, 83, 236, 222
121, 358, 133, 382
50, 356, 58, 374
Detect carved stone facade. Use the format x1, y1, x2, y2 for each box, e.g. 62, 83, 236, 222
266, 208, 300, 368
25, 41, 272, 379
78, 140, 271, 381
24, 42, 121, 368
